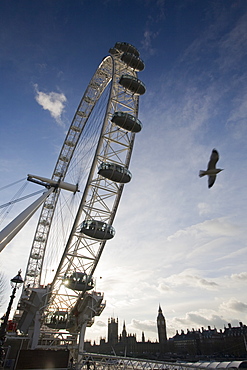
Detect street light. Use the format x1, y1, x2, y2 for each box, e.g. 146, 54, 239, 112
0, 270, 24, 366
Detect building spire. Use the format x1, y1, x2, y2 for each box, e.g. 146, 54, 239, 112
142, 331, 145, 342
122, 320, 127, 340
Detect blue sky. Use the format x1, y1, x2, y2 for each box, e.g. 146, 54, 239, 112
1, 0, 247, 344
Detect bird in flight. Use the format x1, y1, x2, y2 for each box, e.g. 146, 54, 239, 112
199, 149, 223, 188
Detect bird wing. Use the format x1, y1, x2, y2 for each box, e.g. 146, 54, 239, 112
208, 175, 216, 188
207, 149, 219, 170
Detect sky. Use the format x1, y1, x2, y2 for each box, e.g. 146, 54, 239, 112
0, 0, 247, 345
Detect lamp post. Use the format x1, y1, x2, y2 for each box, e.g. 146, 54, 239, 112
0, 270, 23, 366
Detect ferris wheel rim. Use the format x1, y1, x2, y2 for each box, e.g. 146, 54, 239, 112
45, 44, 144, 314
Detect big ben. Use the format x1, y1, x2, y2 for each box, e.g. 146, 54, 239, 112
157, 305, 167, 351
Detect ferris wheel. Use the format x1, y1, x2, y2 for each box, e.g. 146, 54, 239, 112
16, 42, 146, 343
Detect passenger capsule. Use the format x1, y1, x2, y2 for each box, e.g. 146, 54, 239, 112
34, 236, 45, 243
45, 311, 75, 330
111, 112, 142, 133
40, 219, 50, 226
80, 220, 115, 240
121, 53, 145, 72
54, 171, 62, 177
65, 140, 75, 147
98, 162, 132, 183
26, 270, 38, 277
84, 96, 94, 104
119, 75, 146, 95
31, 253, 42, 260
114, 42, 140, 57
59, 155, 69, 162
77, 111, 86, 118
44, 203, 53, 209
71, 125, 82, 132
63, 272, 94, 291
109, 48, 119, 56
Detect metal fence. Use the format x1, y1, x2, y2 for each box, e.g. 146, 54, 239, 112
75, 353, 246, 370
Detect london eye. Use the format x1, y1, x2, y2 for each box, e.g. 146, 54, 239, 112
1, 42, 146, 353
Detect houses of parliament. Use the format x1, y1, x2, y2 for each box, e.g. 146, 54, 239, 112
84, 306, 247, 360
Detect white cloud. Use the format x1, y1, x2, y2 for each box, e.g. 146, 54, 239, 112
226, 90, 247, 141
95, 320, 106, 328
167, 217, 240, 242
34, 84, 66, 126
161, 271, 218, 291
220, 298, 247, 313
157, 282, 171, 293
130, 319, 157, 334
140, 0, 166, 55
197, 202, 211, 216
231, 272, 247, 281
227, 91, 247, 123
172, 311, 227, 333
218, 12, 247, 72
141, 30, 159, 55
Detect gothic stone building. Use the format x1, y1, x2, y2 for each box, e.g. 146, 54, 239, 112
84, 307, 247, 359
84, 306, 167, 357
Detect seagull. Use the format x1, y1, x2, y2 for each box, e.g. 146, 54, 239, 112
199, 149, 223, 188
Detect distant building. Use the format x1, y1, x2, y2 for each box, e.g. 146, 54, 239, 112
84, 306, 164, 357
169, 323, 247, 358
108, 317, 118, 345
84, 307, 247, 360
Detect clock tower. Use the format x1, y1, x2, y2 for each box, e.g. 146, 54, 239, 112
157, 305, 167, 351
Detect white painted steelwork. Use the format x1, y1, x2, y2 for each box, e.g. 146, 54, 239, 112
45, 42, 145, 330
0, 188, 53, 252
27, 174, 79, 193
17, 42, 145, 344
77, 354, 240, 370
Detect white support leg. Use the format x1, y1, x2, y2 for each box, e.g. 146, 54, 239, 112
30, 311, 41, 349
77, 322, 87, 364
